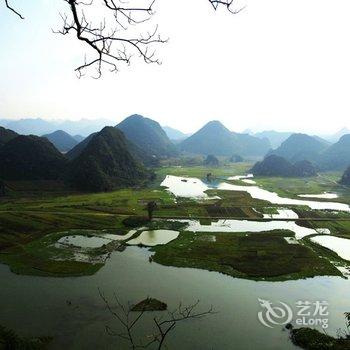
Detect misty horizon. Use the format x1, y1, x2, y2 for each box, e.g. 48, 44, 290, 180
1, 115, 349, 136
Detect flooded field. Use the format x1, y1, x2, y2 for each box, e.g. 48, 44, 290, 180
1, 170, 350, 349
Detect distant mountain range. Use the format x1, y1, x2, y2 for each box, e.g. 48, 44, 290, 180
180, 121, 271, 157
323, 127, 350, 143
162, 126, 189, 141
2, 114, 350, 191
267, 133, 350, 171
253, 130, 292, 149
42, 130, 78, 152
0, 118, 114, 137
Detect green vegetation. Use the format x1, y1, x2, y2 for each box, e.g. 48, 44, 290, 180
341, 166, 350, 185
156, 163, 252, 178
67, 127, 151, 192
303, 220, 350, 237
0, 228, 130, 277
0, 135, 67, 181
1, 162, 350, 279
290, 327, 350, 350
254, 173, 350, 203
0, 187, 176, 248
251, 155, 317, 177
229, 154, 244, 163
151, 230, 341, 281
117, 114, 178, 157
42, 130, 78, 152
269, 133, 328, 163
0, 126, 18, 147
0, 324, 51, 350
204, 154, 219, 167
319, 134, 350, 171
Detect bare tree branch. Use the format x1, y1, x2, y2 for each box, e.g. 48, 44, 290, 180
3, 0, 243, 77
55, 0, 167, 78
209, 0, 246, 14
4, 0, 24, 19
99, 290, 215, 349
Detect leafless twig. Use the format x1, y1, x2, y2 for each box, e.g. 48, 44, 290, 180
4, 0, 24, 19
3, 0, 243, 77
55, 0, 167, 78
99, 289, 215, 349
209, 0, 246, 14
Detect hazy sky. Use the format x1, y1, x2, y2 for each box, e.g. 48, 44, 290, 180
1, 0, 350, 134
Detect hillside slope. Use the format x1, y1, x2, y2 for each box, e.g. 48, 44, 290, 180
0, 135, 67, 180
0, 127, 18, 147
269, 133, 328, 163
116, 115, 178, 157
67, 127, 149, 191
42, 130, 78, 152
180, 121, 270, 157
319, 134, 350, 170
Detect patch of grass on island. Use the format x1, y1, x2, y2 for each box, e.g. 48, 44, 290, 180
0, 229, 130, 277
151, 230, 341, 281
299, 220, 350, 237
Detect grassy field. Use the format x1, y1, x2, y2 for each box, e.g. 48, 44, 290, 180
156, 163, 252, 178
1, 163, 350, 278
151, 230, 341, 281
254, 172, 350, 204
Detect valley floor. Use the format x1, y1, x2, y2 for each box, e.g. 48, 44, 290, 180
1, 163, 350, 349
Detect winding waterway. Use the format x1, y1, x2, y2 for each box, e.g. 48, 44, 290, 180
1, 174, 350, 349
161, 174, 350, 212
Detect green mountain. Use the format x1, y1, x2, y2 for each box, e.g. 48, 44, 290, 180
67, 127, 149, 192
42, 130, 78, 152
341, 166, 350, 185
0, 135, 67, 180
3, 118, 55, 135
293, 160, 318, 177
66, 133, 96, 160
254, 130, 292, 149
269, 133, 328, 163
318, 134, 350, 170
67, 129, 158, 167
0, 127, 18, 147
0, 118, 114, 137
180, 121, 270, 157
204, 154, 219, 166
116, 114, 178, 157
251, 155, 317, 177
